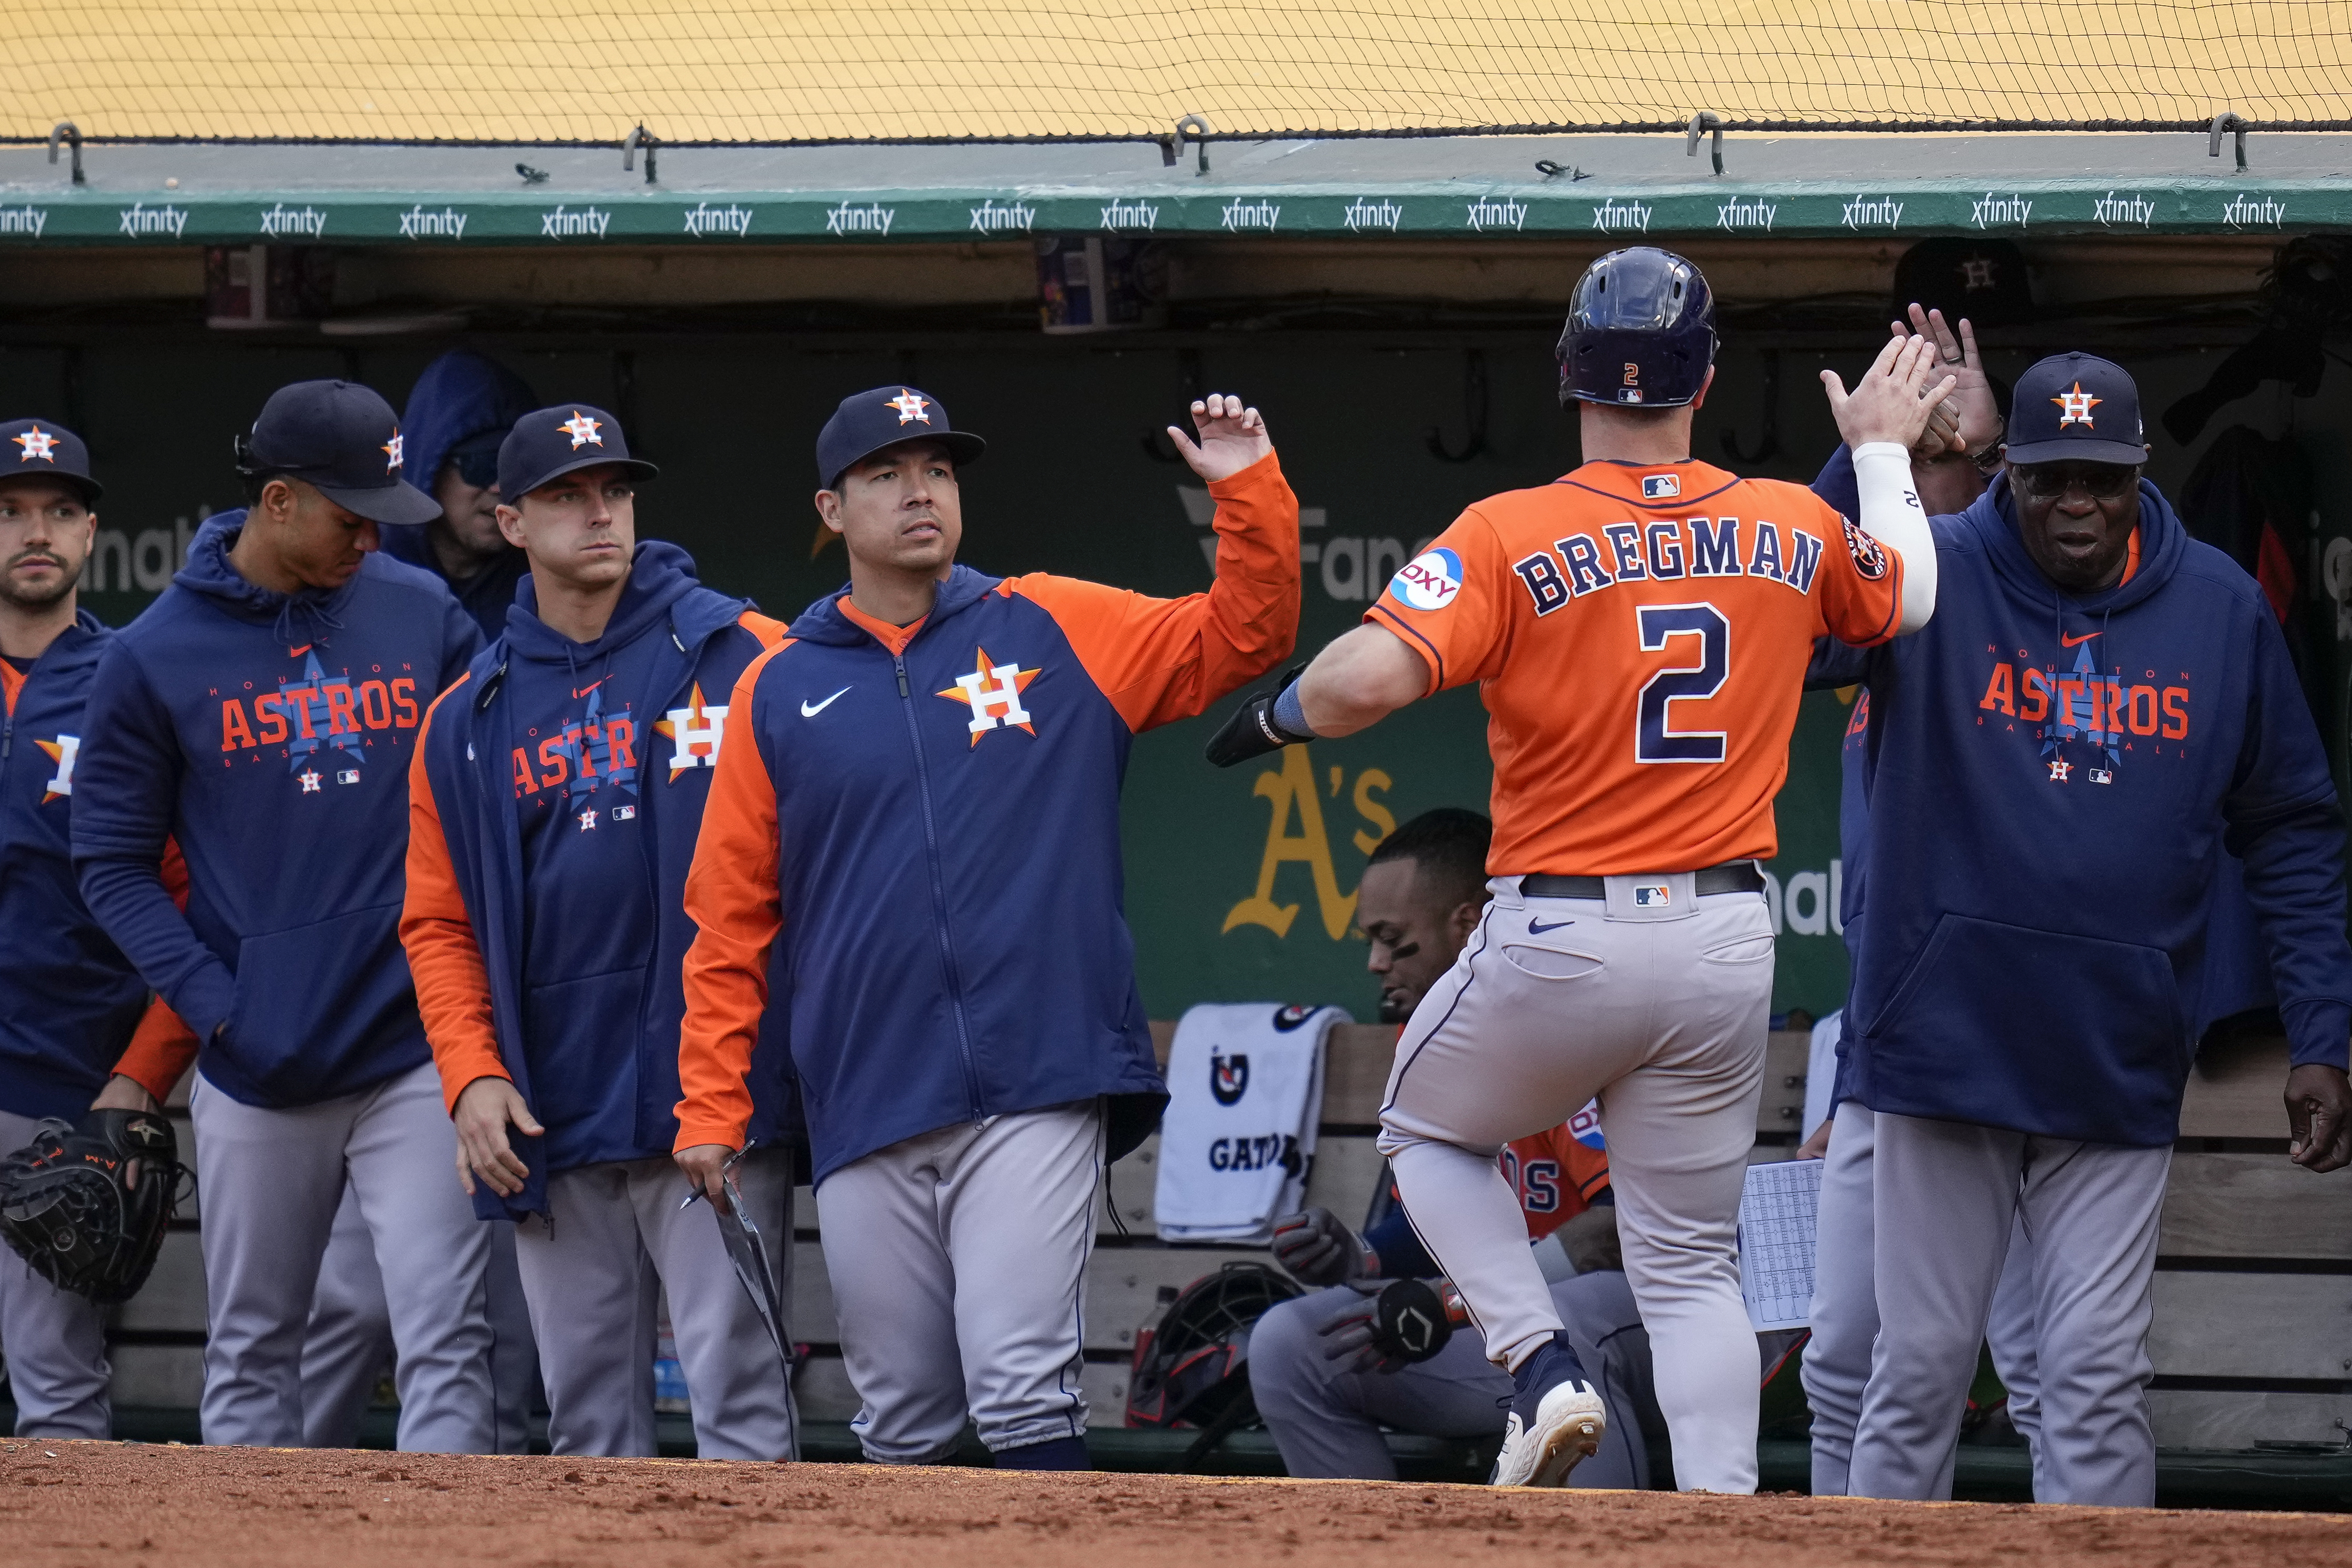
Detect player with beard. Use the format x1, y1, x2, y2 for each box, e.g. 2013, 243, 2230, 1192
0, 419, 198, 1437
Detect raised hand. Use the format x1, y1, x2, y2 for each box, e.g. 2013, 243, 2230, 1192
1897, 305, 1999, 454
1821, 335, 1960, 453
1166, 393, 1272, 483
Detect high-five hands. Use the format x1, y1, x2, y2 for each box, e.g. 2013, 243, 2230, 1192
1821, 335, 1961, 454
1164, 393, 1271, 484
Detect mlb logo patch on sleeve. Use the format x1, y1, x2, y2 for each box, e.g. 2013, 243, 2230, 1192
1389, 547, 1463, 612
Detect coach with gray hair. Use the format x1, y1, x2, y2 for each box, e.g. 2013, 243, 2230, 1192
1813, 351, 2352, 1506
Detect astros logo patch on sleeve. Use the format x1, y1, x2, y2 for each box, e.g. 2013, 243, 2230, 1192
1389, 547, 1463, 612
1842, 515, 1889, 580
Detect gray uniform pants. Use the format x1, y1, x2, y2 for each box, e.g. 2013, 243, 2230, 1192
511, 1148, 798, 1460
1379, 876, 1773, 1493
1802, 1101, 2045, 1497
1848, 1110, 2168, 1506
0, 1107, 111, 1439
1252, 1269, 1657, 1486
301, 1182, 539, 1453
190, 1060, 496, 1451
816, 1102, 1101, 1462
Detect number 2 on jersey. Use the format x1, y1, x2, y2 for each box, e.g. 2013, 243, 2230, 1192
1635, 603, 1728, 763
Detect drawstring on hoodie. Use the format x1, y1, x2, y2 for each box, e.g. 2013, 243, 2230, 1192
270, 596, 345, 653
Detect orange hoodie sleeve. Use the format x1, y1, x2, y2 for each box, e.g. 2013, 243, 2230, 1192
397, 675, 510, 1114
674, 643, 793, 1152
1007, 450, 1300, 733
109, 836, 200, 1101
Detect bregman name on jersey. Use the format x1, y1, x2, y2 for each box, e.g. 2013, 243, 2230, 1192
1499, 513, 1840, 615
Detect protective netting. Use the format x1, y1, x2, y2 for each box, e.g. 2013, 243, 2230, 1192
5, 0, 2350, 145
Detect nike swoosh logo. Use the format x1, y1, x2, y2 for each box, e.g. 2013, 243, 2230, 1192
2060, 631, 2101, 647
572, 680, 603, 698
1528, 918, 1574, 935
287, 644, 311, 657
801, 687, 851, 718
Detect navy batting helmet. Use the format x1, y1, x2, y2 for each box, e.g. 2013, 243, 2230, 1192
1557, 248, 1718, 409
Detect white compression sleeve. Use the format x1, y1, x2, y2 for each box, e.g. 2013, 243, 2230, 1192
1850, 441, 1938, 634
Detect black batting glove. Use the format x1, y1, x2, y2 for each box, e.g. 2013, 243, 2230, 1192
1205, 665, 1310, 768
1271, 1206, 1369, 1287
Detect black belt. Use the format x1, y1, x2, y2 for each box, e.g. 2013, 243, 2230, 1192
1519, 862, 1766, 901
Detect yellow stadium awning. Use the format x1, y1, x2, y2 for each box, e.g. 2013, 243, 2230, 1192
5, 1, 2351, 145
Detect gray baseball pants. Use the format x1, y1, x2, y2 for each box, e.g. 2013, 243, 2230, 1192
301, 1181, 540, 1453
1252, 1268, 1658, 1486
190, 1060, 496, 1451
510, 1147, 798, 1460
1803, 1100, 2045, 1497
0, 1107, 111, 1439
1380, 875, 1773, 1493
816, 1102, 1101, 1463
1848, 1110, 2168, 1505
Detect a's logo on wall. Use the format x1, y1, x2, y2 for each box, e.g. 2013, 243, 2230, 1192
1210, 1052, 1250, 1106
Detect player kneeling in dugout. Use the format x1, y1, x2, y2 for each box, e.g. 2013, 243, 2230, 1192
672, 386, 1301, 1468
1250, 809, 1664, 1487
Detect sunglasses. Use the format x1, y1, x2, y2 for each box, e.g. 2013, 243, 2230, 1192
2013, 464, 2138, 503
446, 439, 503, 490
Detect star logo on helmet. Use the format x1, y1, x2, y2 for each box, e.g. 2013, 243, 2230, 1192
559, 411, 604, 450
381, 430, 405, 473
13, 426, 57, 463
2052, 382, 2101, 428
885, 391, 932, 426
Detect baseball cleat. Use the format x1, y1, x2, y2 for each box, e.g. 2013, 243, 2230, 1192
1492, 1378, 1608, 1487
1492, 1332, 1607, 1487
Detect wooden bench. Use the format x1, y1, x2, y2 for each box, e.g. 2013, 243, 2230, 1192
99, 1026, 2352, 1454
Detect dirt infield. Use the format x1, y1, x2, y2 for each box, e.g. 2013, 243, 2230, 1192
2, 1441, 2346, 1567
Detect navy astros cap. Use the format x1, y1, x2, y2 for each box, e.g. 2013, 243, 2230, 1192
816, 386, 985, 490
2005, 353, 2148, 467
498, 404, 659, 499
0, 418, 100, 505
238, 379, 439, 526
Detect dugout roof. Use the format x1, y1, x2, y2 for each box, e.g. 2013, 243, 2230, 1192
0, 131, 2346, 246
7, 0, 2352, 146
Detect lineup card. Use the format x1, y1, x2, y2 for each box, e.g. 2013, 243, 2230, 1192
1737, 1159, 1824, 1331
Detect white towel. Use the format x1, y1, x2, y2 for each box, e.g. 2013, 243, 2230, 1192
1154, 1002, 1345, 1244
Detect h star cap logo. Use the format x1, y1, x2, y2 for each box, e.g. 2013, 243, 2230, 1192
2053, 381, 2102, 427
381, 430, 404, 473
937, 647, 1040, 744
655, 681, 729, 780
559, 411, 604, 450
885, 390, 932, 426
13, 426, 57, 463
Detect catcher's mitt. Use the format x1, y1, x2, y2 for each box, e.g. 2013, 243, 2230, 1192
0, 1109, 188, 1303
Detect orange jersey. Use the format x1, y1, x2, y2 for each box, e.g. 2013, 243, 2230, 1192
1501, 1117, 1612, 1243
1367, 458, 1903, 875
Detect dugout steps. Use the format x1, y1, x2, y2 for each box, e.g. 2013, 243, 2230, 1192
49, 1025, 2352, 1505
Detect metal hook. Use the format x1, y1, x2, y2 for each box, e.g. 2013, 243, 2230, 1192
1176, 114, 1211, 177
1719, 349, 1781, 464
47, 123, 83, 186
1141, 349, 1206, 463
1427, 349, 1489, 464
1685, 111, 1725, 176
622, 125, 659, 184
2209, 110, 2249, 172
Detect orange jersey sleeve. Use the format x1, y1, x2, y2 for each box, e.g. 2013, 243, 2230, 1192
1501, 1122, 1611, 1243
398, 676, 510, 1114
1007, 450, 1300, 731
109, 836, 201, 1100
674, 642, 793, 1153
1366, 460, 1901, 876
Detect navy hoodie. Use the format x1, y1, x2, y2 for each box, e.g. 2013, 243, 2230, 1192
1813, 471, 2352, 1146
72, 514, 482, 1107
0, 613, 166, 1118
379, 351, 537, 639
405, 542, 795, 1219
